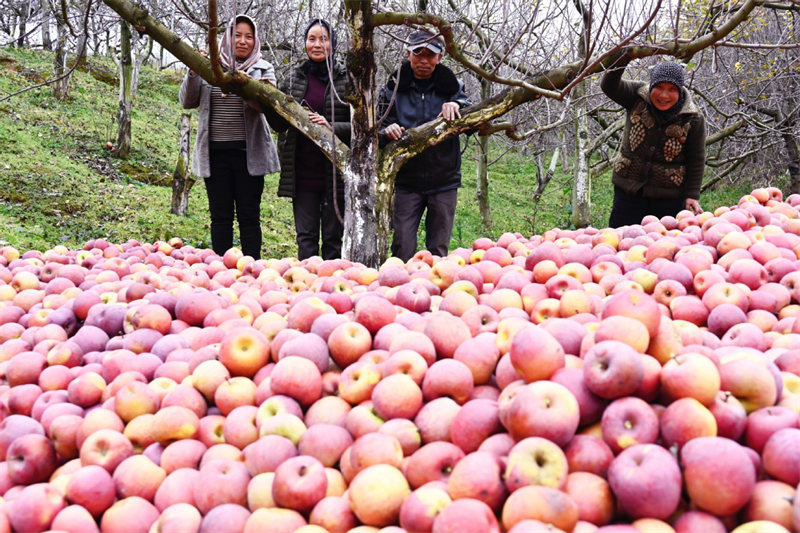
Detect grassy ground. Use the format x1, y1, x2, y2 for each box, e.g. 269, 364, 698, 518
0, 46, 762, 259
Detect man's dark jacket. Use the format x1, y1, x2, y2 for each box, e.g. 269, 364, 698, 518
378, 62, 472, 194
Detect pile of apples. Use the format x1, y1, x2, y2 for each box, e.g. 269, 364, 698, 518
2, 187, 800, 533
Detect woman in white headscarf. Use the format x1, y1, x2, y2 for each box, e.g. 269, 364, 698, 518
179, 14, 279, 260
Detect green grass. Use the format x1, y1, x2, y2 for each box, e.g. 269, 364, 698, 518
0, 46, 765, 259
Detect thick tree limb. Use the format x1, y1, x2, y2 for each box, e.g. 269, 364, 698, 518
706, 119, 747, 145
101, 0, 349, 174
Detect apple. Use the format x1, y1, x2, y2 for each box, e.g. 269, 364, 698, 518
298, 423, 352, 467
154, 468, 200, 511
50, 505, 102, 533
607, 444, 682, 519
741, 480, 795, 529
422, 358, 474, 404
761, 427, 800, 486
601, 396, 660, 455
583, 341, 644, 399
272, 454, 327, 513
7, 482, 66, 533
681, 436, 756, 516
309, 496, 358, 532
509, 325, 565, 382
399, 481, 452, 532
372, 373, 424, 419
243, 507, 307, 533
432, 498, 501, 533
659, 397, 718, 449
404, 441, 465, 488
6, 432, 57, 484
192, 459, 250, 514
99, 496, 160, 533
505, 381, 579, 446
501, 484, 579, 532
504, 436, 568, 492
347, 464, 410, 527
218, 327, 270, 378
415, 396, 461, 443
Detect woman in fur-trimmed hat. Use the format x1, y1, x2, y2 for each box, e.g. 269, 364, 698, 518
601, 56, 707, 227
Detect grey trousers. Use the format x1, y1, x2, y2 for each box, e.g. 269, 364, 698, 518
391, 188, 458, 262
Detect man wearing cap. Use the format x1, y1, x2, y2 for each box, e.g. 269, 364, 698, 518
601, 56, 706, 227
379, 29, 472, 262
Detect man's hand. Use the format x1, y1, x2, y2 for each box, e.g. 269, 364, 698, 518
438, 102, 461, 121
685, 198, 702, 214
308, 112, 332, 130
384, 123, 405, 140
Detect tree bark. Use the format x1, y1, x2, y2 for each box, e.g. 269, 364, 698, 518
343, 0, 383, 266
16, 0, 31, 48
115, 19, 133, 160
475, 78, 492, 230
41, 0, 52, 51
783, 127, 800, 194
52, 6, 68, 100
171, 112, 194, 216
571, 0, 591, 228
572, 87, 591, 228
131, 35, 152, 96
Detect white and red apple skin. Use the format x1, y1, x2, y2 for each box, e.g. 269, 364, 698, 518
2, 190, 800, 530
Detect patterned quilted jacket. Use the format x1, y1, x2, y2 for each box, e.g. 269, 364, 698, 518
601, 68, 706, 200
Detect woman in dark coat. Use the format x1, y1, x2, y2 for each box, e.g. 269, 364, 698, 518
179, 14, 279, 259
601, 58, 706, 227
271, 19, 352, 260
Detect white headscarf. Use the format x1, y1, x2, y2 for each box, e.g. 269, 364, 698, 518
219, 14, 262, 72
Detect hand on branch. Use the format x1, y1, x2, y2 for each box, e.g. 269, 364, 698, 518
308, 112, 332, 130
438, 102, 461, 121
384, 123, 405, 140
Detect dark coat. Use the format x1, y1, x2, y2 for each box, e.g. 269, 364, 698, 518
267, 61, 352, 198
378, 62, 472, 194
601, 68, 706, 200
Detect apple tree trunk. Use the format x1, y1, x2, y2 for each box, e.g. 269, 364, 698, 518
476, 78, 492, 230
115, 19, 133, 159
572, 82, 591, 228
571, 0, 591, 229
41, 0, 52, 51
52, 8, 68, 100
342, 0, 385, 267
171, 112, 194, 216
782, 127, 800, 195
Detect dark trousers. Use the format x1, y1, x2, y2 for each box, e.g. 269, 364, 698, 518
391, 188, 458, 262
206, 149, 264, 259
608, 186, 684, 228
292, 189, 344, 260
